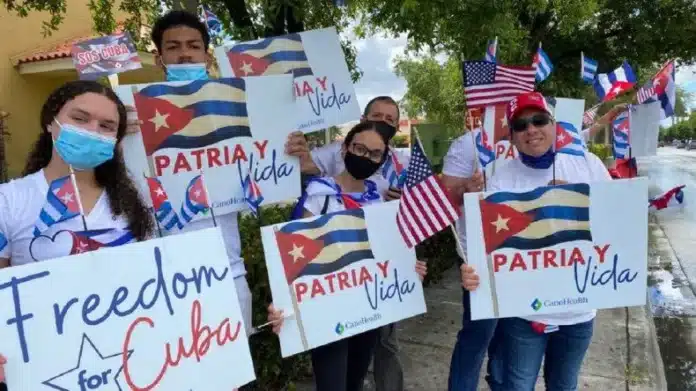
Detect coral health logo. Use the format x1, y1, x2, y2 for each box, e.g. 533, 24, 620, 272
531, 298, 542, 311
335, 322, 345, 335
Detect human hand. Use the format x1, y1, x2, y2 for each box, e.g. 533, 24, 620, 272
547, 179, 569, 185
385, 187, 403, 201
464, 171, 484, 193
415, 260, 427, 281
285, 131, 320, 175
267, 304, 285, 335
0, 353, 6, 382
460, 264, 480, 291
125, 105, 142, 134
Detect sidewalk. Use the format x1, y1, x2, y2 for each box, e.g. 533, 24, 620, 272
297, 265, 667, 390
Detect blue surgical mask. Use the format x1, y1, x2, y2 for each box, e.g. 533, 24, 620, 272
53, 121, 116, 170
166, 63, 209, 81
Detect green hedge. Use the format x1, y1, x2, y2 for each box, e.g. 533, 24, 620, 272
238, 203, 458, 389
588, 143, 612, 161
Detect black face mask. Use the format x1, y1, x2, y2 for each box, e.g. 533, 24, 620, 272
344, 152, 382, 180
374, 121, 397, 142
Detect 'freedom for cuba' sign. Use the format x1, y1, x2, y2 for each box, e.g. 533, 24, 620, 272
465, 178, 648, 320
261, 201, 427, 357
0, 228, 255, 390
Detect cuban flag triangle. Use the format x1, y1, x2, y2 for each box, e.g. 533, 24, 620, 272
580, 52, 598, 83
242, 173, 264, 217
593, 61, 637, 102
649, 185, 685, 210
555, 121, 586, 157
146, 176, 183, 231
180, 175, 211, 223
33, 176, 81, 237
533, 47, 553, 83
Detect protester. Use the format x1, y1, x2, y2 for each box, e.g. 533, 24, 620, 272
268, 120, 427, 391
440, 133, 503, 390
0, 80, 155, 386
461, 91, 611, 390
285, 95, 408, 391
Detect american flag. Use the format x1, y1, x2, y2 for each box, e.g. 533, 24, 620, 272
462, 61, 536, 109
396, 140, 460, 248
637, 81, 656, 104
582, 104, 600, 126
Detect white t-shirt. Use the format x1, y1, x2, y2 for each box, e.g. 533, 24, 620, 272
0, 170, 130, 266
303, 177, 383, 216
442, 132, 476, 256
488, 152, 611, 326
310, 141, 410, 196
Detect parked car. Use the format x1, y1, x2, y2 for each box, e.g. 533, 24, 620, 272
678, 140, 687, 149
687, 140, 696, 150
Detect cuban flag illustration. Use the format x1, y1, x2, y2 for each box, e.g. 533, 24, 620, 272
133, 79, 250, 156
33, 176, 81, 237
180, 175, 210, 223
555, 121, 586, 157
146, 176, 183, 231
29, 228, 135, 261
275, 209, 375, 284
480, 183, 592, 254
242, 173, 264, 217
226, 33, 313, 78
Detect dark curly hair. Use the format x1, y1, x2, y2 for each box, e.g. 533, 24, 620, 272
151, 10, 210, 53
23, 80, 154, 241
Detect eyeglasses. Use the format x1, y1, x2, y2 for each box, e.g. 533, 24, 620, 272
510, 114, 552, 133
350, 142, 385, 162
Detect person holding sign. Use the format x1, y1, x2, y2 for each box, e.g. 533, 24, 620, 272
461, 91, 611, 390
268, 120, 427, 391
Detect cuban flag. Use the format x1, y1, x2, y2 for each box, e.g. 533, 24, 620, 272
33, 176, 81, 237
637, 61, 676, 120
475, 128, 495, 169
201, 6, 223, 38
484, 38, 497, 63
580, 52, 598, 83
242, 173, 264, 217
226, 33, 313, 78
534, 47, 553, 82
69, 228, 136, 255
649, 185, 685, 210
555, 121, 586, 157
180, 175, 210, 223
146, 177, 183, 231
593, 61, 637, 102
480, 183, 592, 254
381, 151, 405, 189
612, 111, 630, 159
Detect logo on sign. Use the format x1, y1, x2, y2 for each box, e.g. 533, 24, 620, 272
334, 322, 345, 335
531, 298, 542, 311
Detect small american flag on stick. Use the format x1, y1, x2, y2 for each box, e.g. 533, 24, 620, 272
396, 139, 460, 248
462, 60, 536, 109
582, 104, 600, 126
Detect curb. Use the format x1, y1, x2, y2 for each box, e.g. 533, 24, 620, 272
639, 299, 668, 391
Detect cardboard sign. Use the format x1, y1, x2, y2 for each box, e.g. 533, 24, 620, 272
117, 75, 300, 219
630, 102, 661, 157
0, 228, 255, 390
71, 32, 142, 80
465, 179, 648, 320
214, 27, 361, 133
260, 202, 427, 357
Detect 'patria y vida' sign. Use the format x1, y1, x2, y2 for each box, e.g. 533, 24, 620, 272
465, 179, 648, 320
0, 228, 255, 390
260, 202, 427, 357
215, 27, 361, 133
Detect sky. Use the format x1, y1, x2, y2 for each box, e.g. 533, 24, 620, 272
348, 31, 696, 120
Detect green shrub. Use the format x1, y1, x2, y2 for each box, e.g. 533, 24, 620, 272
588, 143, 612, 161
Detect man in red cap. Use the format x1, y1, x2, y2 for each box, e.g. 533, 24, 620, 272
459, 91, 612, 389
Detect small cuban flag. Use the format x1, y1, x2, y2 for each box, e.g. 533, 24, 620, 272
581, 52, 598, 83
475, 128, 496, 169
593, 61, 637, 102
649, 185, 685, 210
242, 173, 264, 217
555, 121, 586, 157
534, 46, 553, 83
33, 176, 81, 237
612, 111, 630, 160
381, 151, 405, 189
180, 175, 211, 223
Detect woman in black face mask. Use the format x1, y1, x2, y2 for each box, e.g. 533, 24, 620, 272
271, 121, 427, 391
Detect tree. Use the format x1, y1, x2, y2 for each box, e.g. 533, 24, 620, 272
2, 0, 363, 81
354, 0, 696, 98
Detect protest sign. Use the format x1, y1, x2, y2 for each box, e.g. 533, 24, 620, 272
482, 98, 585, 177
214, 27, 361, 133
260, 201, 427, 357
0, 228, 255, 390
465, 178, 648, 320
117, 75, 300, 218
630, 102, 661, 157
71, 32, 142, 80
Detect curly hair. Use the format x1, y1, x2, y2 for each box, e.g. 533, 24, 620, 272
23, 80, 154, 241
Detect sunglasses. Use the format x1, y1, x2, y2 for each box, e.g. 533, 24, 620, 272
510, 114, 552, 133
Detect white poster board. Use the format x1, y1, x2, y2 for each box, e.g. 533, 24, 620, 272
214, 27, 361, 133
465, 179, 648, 320
117, 75, 300, 218
0, 228, 255, 390
260, 202, 427, 357
630, 102, 661, 157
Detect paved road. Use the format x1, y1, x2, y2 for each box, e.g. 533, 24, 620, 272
640, 146, 696, 390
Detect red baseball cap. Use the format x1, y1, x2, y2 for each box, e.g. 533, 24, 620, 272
506, 92, 552, 123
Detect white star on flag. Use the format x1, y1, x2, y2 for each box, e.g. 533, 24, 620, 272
491, 214, 510, 233
149, 110, 170, 132
288, 243, 305, 262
